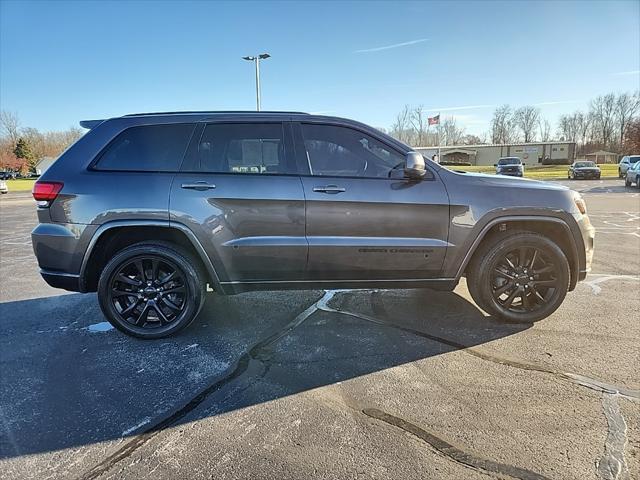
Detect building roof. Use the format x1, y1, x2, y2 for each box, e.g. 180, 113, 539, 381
415, 141, 575, 149
585, 150, 618, 156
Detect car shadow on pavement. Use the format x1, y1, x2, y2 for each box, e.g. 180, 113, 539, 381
0, 288, 530, 460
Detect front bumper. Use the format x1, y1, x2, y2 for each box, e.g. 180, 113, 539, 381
574, 171, 601, 179
497, 170, 523, 177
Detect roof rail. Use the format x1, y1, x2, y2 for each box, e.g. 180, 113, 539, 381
123, 110, 309, 117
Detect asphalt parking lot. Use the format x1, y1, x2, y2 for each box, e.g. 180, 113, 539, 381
1, 179, 638, 480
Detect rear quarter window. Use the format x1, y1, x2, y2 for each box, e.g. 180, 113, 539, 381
94, 124, 195, 171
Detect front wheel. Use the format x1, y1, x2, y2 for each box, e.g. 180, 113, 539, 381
467, 232, 569, 324
625, 177, 631, 187
98, 243, 206, 338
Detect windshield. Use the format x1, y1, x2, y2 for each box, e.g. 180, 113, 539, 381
575, 162, 596, 168
498, 158, 521, 165
630, 156, 640, 164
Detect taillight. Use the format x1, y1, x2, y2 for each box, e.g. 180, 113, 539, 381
32, 181, 64, 205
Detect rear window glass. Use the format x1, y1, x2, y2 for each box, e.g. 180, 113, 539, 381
95, 124, 195, 171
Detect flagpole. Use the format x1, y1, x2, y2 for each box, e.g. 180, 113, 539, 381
437, 112, 441, 163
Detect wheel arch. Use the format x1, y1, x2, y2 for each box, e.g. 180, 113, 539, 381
458, 216, 581, 291
79, 220, 223, 293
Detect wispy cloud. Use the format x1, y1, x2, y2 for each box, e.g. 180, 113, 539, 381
426, 104, 494, 112
533, 100, 581, 106
611, 70, 640, 76
354, 38, 429, 53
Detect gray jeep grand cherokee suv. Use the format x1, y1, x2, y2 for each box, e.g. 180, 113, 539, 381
31, 111, 595, 338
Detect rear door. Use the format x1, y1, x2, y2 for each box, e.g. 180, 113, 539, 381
294, 122, 450, 281
169, 121, 307, 283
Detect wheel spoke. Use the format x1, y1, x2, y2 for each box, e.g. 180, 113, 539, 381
152, 303, 170, 325
134, 260, 146, 281
135, 302, 151, 326
533, 265, 554, 275
522, 290, 532, 310
112, 288, 136, 297
160, 296, 182, 313
494, 268, 515, 280
158, 271, 176, 286
529, 249, 538, 269
518, 247, 527, 267
494, 282, 514, 297
151, 259, 159, 282
531, 284, 545, 302
503, 288, 520, 308
162, 285, 185, 295
533, 279, 557, 288
117, 274, 142, 287
121, 299, 141, 317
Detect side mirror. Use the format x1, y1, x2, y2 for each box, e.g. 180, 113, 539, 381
522, 163, 526, 166
404, 152, 426, 179
493, 163, 497, 167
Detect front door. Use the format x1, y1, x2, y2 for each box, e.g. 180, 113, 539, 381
294, 122, 450, 280
170, 121, 307, 283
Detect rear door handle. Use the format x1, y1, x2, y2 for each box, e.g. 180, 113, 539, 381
181, 182, 216, 191
312, 185, 346, 194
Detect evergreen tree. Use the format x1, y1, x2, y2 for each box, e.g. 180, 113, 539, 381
13, 137, 37, 172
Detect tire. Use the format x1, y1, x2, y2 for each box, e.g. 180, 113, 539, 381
97, 242, 206, 339
625, 177, 631, 187
467, 231, 570, 324
619, 170, 624, 178
637, 176, 640, 189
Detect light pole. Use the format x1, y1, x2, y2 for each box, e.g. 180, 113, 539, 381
242, 53, 270, 111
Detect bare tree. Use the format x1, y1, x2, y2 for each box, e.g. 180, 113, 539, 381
409, 105, 429, 146
390, 105, 412, 144
589, 93, 617, 148
490, 105, 517, 144
538, 118, 552, 142
615, 91, 640, 148
438, 117, 466, 146
514, 106, 540, 142
574, 112, 590, 155
0, 111, 21, 144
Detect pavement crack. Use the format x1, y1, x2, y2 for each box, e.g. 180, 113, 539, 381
78, 290, 335, 480
362, 408, 552, 480
596, 394, 630, 480
318, 292, 639, 401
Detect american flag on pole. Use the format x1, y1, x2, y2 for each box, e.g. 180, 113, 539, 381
428, 114, 440, 126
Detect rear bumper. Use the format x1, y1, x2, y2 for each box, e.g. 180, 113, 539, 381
40, 270, 82, 292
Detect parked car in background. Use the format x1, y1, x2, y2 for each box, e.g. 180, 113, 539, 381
0, 171, 17, 180
31, 111, 594, 338
624, 160, 640, 188
0, 180, 8, 194
618, 155, 640, 178
494, 157, 524, 177
568, 161, 601, 180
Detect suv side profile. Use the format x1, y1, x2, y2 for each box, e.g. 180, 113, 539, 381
32, 112, 595, 338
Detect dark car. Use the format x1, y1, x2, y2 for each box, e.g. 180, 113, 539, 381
494, 157, 524, 177
568, 161, 601, 180
31, 111, 594, 338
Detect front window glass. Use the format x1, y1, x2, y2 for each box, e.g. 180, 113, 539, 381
301, 124, 404, 178
629, 156, 640, 164
575, 162, 596, 168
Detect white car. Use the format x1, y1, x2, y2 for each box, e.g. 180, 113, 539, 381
619, 155, 640, 178
625, 160, 640, 188
0, 180, 8, 194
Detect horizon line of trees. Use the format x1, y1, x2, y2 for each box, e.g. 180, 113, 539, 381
0, 111, 84, 173
387, 90, 640, 157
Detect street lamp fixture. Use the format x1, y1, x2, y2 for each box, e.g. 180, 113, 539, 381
242, 53, 271, 111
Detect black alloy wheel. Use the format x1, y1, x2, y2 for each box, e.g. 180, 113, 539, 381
467, 231, 569, 324
98, 243, 205, 338
490, 246, 559, 315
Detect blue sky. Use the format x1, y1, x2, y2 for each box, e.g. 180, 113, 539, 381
1, 0, 638, 135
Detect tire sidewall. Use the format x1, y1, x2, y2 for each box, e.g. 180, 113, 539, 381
97, 244, 203, 339
476, 234, 569, 324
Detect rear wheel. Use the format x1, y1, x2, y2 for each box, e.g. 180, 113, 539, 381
625, 177, 631, 187
98, 243, 205, 338
467, 232, 569, 323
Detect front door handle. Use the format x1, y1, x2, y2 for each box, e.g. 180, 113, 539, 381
181, 182, 216, 191
312, 185, 346, 194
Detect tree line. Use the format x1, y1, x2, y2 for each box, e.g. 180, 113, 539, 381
388, 90, 639, 156
0, 111, 84, 173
